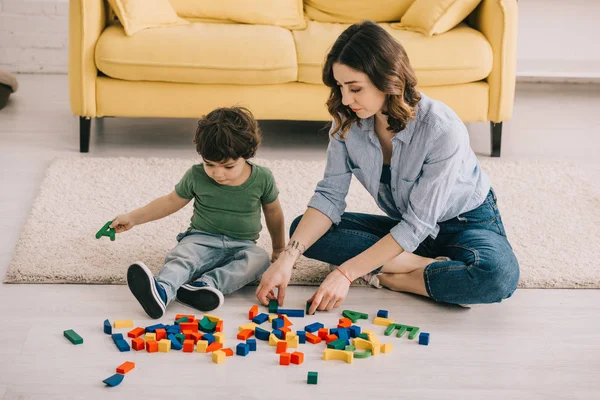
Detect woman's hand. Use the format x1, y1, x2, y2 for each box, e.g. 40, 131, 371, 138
110, 213, 136, 233
307, 268, 351, 315
256, 252, 295, 306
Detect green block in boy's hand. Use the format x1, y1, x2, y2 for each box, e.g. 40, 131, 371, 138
95, 221, 116, 241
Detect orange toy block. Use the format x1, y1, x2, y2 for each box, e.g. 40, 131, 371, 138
155, 328, 166, 341
337, 318, 352, 328
116, 361, 135, 374
291, 352, 304, 365
131, 337, 145, 351
175, 314, 195, 321
306, 332, 322, 344
318, 328, 329, 340
237, 329, 254, 340
278, 314, 293, 327
127, 327, 145, 338
280, 352, 291, 366
280, 327, 291, 335
146, 340, 158, 353
222, 348, 234, 357
216, 320, 223, 333
249, 304, 259, 320
206, 342, 223, 352
183, 340, 195, 352
325, 334, 338, 344
190, 332, 203, 343
276, 341, 288, 354
180, 322, 198, 333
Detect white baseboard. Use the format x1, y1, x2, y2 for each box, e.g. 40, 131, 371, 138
517, 59, 600, 83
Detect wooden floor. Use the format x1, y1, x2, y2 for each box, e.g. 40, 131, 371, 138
0, 75, 599, 399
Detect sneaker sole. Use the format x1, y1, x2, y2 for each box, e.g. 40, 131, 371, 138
126, 262, 165, 319
176, 284, 223, 312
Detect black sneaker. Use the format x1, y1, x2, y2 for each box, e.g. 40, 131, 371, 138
126, 262, 167, 319
176, 281, 224, 312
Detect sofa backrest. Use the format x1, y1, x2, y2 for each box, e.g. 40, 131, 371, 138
304, 0, 415, 23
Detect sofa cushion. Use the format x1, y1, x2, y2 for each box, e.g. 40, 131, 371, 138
304, 0, 415, 23
394, 0, 482, 36
169, 0, 306, 29
107, 0, 188, 36
293, 21, 492, 86
95, 23, 298, 85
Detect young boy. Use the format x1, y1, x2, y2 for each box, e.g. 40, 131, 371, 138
110, 107, 285, 319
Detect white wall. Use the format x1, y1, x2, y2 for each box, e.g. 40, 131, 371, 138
0, 0, 599, 78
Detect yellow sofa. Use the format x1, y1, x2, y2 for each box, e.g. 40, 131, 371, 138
69, 0, 517, 156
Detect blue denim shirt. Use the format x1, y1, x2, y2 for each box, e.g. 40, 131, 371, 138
308, 93, 491, 253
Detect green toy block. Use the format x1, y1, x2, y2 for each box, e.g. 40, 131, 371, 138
385, 323, 420, 339
358, 333, 369, 340
345, 345, 356, 352
268, 299, 278, 314
175, 333, 186, 343
175, 317, 189, 324
307, 371, 318, 385
95, 221, 115, 241
64, 329, 83, 345
354, 349, 372, 359
305, 301, 313, 315
327, 338, 347, 350
198, 316, 217, 333
342, 310, 368, 323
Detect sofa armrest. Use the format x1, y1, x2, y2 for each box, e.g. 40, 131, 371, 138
469, 0, 518, 122
68, 0, 107, 117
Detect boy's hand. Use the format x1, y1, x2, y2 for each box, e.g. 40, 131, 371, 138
256, 255, 295, 307
110, 214, 136, 233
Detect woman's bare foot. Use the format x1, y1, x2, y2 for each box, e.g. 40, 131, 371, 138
378, 267, 428, 297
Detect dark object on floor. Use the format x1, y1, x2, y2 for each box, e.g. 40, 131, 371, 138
0, 69, 18, 110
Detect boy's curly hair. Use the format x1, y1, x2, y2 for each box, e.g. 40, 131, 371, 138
194, 106, 262, 162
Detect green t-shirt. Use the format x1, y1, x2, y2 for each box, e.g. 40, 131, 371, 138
174, 162, 279, 241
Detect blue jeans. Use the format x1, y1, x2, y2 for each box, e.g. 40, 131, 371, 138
156, 230, 270, 304
291, 189, 520, 305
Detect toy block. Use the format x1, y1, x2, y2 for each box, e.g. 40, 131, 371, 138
132, 337, 145, 351
63, 329, 83, 345
352, 338, 379, 356
280, 327, 291, 336
113, 320, 134, 329
297, 331, 306, 344
102, 373, 124, 387
377, 310, 389, 318
237, 329, 254, 341
146, 340, 158, 353
212, 349, 226, 364
336, 328, 350, 342
158, 339, 171, 352
168, 334, 183, 351
268, 299, 278, 314
127, 327, 145, 338
144, 324, 166, 333
276, 341, 288, 354
202, 334, 215, 344
249, 304, 259, 320
349, 325, 361, 338
269, 333, 283, 346
285, 331, 296, 340
252, 313, 269, 325
175, 316, 189, 324
322, 348, 354, 363
222, 348, 234, 356
199, 317, 217, 333
215, 320, 223, 333
327, 338, 347, 350
145, 332, 157, 342
342, 310, 368, 323
179, 322, 198, 333
278, 314, 293, 327
272, 329, 285, 340
156, 328, 167, 341
380, 343, 393, 353
419, 332, 430, 345
183, 340, 195, 352
291, 352, 304, 365
238, 322, 258, 332
364, 330, 381, 347
307, 371, 318, 385
345, 345, 355, 351
190, 332, 203, 343
272, 318, 284, 330
280, 352, 291, 366
373, 317, 395, 326
165, 325, 181, 335
330, 328, 339, 336
196, 340, 209, 353
325, 334, 338, 344
255, 327, 270, 341
236, 343, 250, 356
103, 319, 112, 335
358, 333, 369, 340
286, 335, 299, 348
213, 332, 225, 344
175, 333, 186, 343
112, 333, 124, 342
206, 342, 223, 352
115, 340, 130, 352
304, 322, 324, 333
317, 328, 329, 340
354, 349, 372, 359
268, 314, 278, 323
277, 308, 305, 318
246, 339, 257, 351
95, 221, 115, 241
305, 332, 321, 344
306, 301, 314, 316
175, 314, 195, 321
384, 324, 420, 339
116, 361, 135, 374
204, 314, 221, 323
338, 318, 352, 328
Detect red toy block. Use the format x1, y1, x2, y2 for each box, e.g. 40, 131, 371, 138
146, 340, 158, 353
249, 304, 259, 320
180, 322, 198, 333
237, 329, 254, 340
131, 337, 145, 351
278, 314, 293, 327
127, 327, 145, 338
175, 314, 195, 321
206, 342, 223, 352
276, 341, 288, 354
216, 320, 223, 333
291, 352, 304, 365
155, 328, 166, 341
318, 328, 329, 340
280, 327, 291, 335
190, 332, 203, 343
116, 361, 135, 374
280, 352, 291, 366
183, 340, 195, 352
306, 332, 322, 344
325, 334, 338, 344
337, 318, 352, 328
222, 348, 234, 357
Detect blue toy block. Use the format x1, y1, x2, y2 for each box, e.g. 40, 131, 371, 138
145, 324, 166, 333
296, 331, 306, 344
115, 339, 130, 352
103, 373, 124, 387
304, 322, 324, 333
337, 328, 349, 342
419, 332, 430, 346
103, 319, 112, 335
111, 333, 124, 343
168, 334, 183, 350
202, 334, 215, 344
252, 313, 269, 325
165, 325, 181, 335
277, 308, 305, 318
330, 328, 339, 336
236, 343, 250, 356
255, 327, 270, 341
272, 329, 285, 340
349, 325, 361, 338
246, 339, 257, 351
272, 318, 284, 330
377, 310, 389, 318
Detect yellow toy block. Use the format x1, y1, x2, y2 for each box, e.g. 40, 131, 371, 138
144, 333, 156, 341
322, 348, 354, 364
213, 332, 225, 344
158, 339, 171, 352
352, 338, 380, 356
196, 340, 209, 353
373, 317, 395, 326
269, 333, 283, 346
362, 329, 381, 347
212, 350, 226, 364
238, 322, 258, 332
203, 314, 221, 322
285, 331, 296, 340
380, 343, 393, 353
268, 314, 278, 323
286, 335, 299, 348
113, 320, 134, 329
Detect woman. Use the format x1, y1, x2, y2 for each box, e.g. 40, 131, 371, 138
256, 21, 519, 314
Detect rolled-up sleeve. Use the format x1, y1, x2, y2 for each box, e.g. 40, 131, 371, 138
390, 122, 467, 252
307, 132, 352, 224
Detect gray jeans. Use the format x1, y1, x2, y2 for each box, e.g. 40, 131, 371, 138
157, 229, 270, 304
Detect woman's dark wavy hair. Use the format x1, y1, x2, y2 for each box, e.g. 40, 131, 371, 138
322, 20, 421, 138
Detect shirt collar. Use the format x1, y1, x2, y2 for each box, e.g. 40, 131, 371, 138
363, 110, 418, 145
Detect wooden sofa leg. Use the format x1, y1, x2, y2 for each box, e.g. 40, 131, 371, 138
80, 117, 91, 153
490, 122, 502, 157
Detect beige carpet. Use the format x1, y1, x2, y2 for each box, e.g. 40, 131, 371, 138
5, 157, 600, 288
